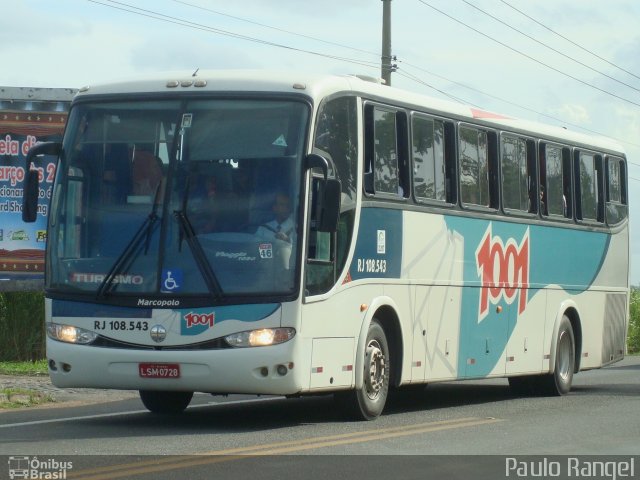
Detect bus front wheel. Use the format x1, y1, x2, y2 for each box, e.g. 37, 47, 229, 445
336, 319, 390, 420
139, 390, 193, 414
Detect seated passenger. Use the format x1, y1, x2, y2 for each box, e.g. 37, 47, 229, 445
132, 149, 163, 197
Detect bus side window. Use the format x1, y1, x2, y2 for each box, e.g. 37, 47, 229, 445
307, 95, 358, 296
562, 147, 573, 219
574, 150, 605, 223
364, 104, 408, 198
363, 105, 375, 194
526, 139, 537, 213
412, 114, 448, 203
605, 156, 628, 225
458, 124, 497, 209
501, 134, 537, 214
443, 122, 457, 204
541, 143, 571, 219
538, 145, 547, 216
396, 111, 410, 198
595, 154, 605, 222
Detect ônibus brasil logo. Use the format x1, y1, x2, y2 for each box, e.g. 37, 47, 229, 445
181, 311, 215, 336
475, 224, 530, 321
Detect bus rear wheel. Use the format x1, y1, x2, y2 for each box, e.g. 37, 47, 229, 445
539, 315, 575, 396
139, 390, 193, 414
336, 319, 390, 420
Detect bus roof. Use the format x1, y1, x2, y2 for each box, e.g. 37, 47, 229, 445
76, 70, 625, 156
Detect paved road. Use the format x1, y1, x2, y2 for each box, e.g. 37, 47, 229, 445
0, 357, 638, 479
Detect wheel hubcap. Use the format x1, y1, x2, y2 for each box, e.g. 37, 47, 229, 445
365, 340, 386, 400
557, 330, 572, 382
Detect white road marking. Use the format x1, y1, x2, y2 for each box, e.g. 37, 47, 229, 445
0, 396, 281, 429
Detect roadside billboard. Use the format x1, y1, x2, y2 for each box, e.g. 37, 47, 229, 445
0, 87, 76, 291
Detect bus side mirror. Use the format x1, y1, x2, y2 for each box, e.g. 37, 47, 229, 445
317, 178, 341, 233
22, 169, 40, 223
305, 153, 340, 232
22, 142, 62, 223
305, 153, 329, 181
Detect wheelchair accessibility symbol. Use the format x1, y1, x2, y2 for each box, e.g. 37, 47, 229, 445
161, 269, 183, 293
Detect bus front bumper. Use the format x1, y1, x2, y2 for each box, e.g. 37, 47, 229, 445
46, 337, 304, 395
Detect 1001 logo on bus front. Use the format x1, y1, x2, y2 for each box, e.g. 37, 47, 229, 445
181, 312, 215, 335
475, 225, 530, 321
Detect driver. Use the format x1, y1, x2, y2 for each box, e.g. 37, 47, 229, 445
257, 192, 296, 244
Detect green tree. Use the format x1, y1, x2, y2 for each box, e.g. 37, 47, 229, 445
0, 292, 45, 361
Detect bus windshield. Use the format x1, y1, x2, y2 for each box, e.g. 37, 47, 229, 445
47, 98, 309, 299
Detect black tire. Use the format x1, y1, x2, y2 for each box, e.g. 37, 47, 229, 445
336, 319, 390, 420
538, 315, 575, 396
139, 390, 193, 414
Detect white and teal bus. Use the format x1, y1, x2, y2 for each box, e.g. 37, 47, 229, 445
23, 71, 629, 419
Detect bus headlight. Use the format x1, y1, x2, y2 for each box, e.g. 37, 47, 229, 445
47, 323, 98, 345
225, 328, 295, 348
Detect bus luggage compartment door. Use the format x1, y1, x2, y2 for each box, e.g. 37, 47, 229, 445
309, 338, 354, 390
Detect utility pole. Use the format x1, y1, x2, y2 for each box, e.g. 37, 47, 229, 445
381, 0, 392, 86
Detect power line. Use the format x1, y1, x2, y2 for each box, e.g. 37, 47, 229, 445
398, 62, 640, 171
170, 0, 382, 60
416, 0, 640, 109
499, 0, 640, 83
170, 0, 640, 155
395, 70, 481, 106
88, 0, 639, 167
86, 0, 381, 70
167, 0, 640, 159
460, 0, 640, 95
398, 60, 640, 152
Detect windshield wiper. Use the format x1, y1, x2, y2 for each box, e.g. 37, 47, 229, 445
173, 209, 223, 299
172, 161, 223, 299
97, 185, 161, 299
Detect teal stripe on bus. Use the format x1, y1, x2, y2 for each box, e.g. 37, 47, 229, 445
444, 216, 609, 377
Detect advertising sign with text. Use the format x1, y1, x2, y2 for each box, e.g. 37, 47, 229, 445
0, 87, 76, 290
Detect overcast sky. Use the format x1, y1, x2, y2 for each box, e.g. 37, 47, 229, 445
4, 0, 640, 283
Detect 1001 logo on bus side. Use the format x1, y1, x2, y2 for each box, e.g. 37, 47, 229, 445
475, 225, 530, 321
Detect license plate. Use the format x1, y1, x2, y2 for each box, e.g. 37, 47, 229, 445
139, 363, 180, 378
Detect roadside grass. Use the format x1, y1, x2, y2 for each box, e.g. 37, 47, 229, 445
0, 388, 54, 409
0, 361, 55, 409
0, 360, 49, 376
